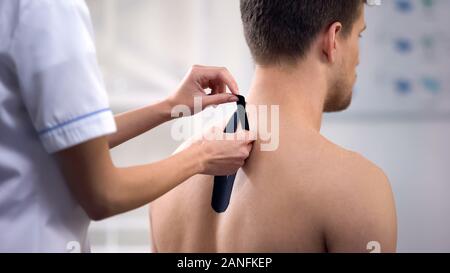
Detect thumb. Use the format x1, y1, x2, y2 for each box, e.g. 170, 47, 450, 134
202, 93, 238, 108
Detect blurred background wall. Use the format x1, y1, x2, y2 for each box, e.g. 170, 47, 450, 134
85, 0, 450, 252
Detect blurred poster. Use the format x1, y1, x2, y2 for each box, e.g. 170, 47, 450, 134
350, 0, 450, 116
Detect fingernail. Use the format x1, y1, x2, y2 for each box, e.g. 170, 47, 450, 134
229, 96, 239, 102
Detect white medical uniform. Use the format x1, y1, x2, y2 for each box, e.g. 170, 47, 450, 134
0, 0, 116, 252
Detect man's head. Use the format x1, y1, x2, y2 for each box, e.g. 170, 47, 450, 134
241, 0, 367, 112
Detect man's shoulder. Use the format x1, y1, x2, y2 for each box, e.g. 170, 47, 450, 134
286, 134, 387, 183
312, 135, 387, 180
321, 139, 390, 194
315, 142, 397, 252
286, 136, 393, 211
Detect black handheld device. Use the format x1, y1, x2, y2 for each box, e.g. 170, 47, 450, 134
211, 95, 250, 213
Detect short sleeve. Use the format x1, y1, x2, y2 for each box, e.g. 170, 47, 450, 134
8, 0, 116, 153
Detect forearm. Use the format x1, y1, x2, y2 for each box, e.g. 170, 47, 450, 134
58, 126, 252, 221
58, 136, 204, 220
103, 146, 202, 218
108, 99, 174, 148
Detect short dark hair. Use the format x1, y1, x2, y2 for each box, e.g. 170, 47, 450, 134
241, 0, 365, 65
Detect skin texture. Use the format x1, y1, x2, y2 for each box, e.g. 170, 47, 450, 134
149, 6, 398, 253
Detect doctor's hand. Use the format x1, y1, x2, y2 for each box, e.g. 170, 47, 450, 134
167, 65, 240, 115
58, 127, 256, 220
188, 127, 256, 176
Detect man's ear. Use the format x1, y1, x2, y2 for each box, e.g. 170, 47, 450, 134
322, 22, 343, 64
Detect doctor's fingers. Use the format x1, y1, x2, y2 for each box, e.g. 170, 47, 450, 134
191, 65, 240, 95
202, 93, 239, 108
225, 130, 257, 143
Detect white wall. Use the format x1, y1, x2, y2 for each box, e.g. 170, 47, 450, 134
86, 0, 450, 252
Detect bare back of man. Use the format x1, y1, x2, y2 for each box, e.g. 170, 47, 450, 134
150, 102, 396, 253
150, 0, 397, 253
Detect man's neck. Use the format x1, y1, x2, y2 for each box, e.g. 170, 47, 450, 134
247, 63, 327, 132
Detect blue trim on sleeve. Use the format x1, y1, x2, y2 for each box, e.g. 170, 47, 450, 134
38, 108, 112, 135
